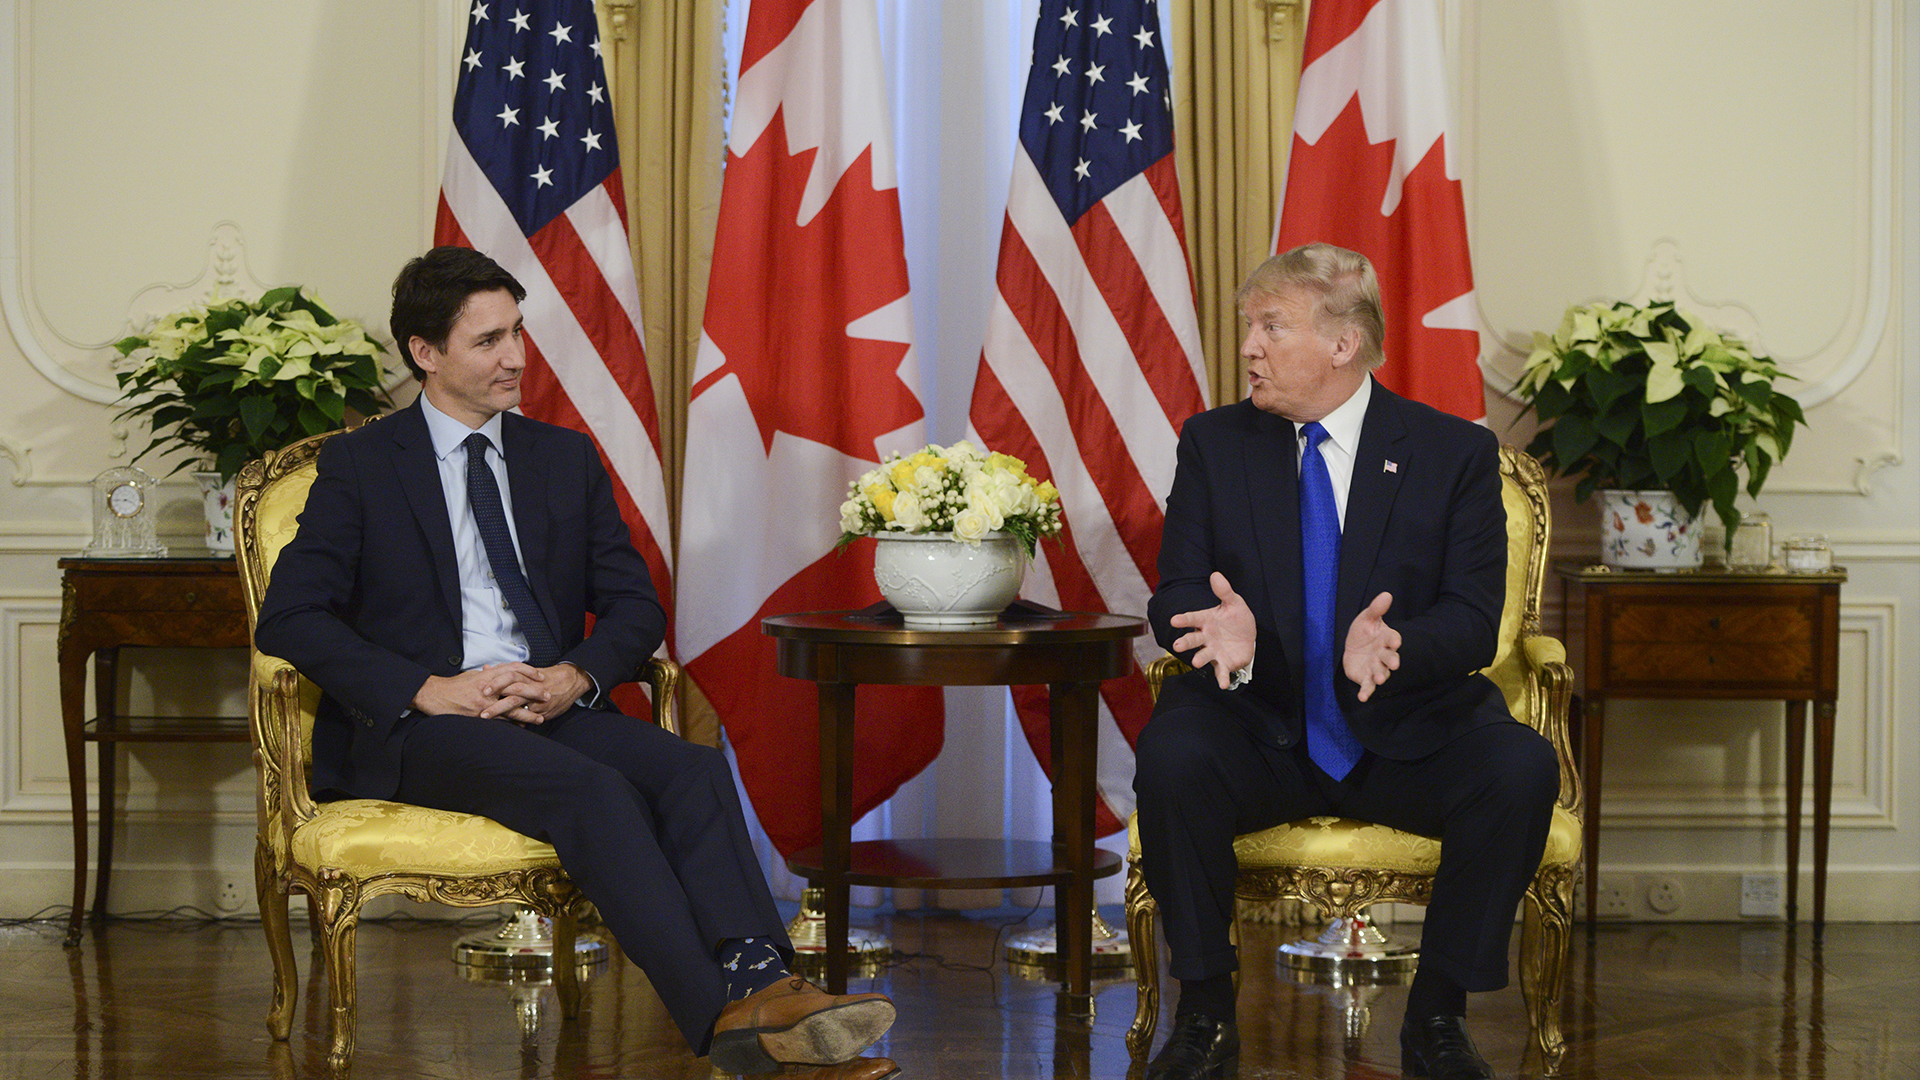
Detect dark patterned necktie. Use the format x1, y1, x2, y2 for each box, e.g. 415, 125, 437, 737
1300, 422, 1363, 779
463, 432, 560, 668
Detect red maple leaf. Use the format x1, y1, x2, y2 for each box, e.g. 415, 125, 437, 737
1277, 96, 1483, 421
697, 110, 924, 459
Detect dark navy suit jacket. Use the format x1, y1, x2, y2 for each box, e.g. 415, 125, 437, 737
254, 400, 667, 799
1147, 380, 1512, 761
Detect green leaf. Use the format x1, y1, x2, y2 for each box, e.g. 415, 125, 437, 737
238, 394, 278, 443
257, 285, 301, 310
1647, 430, 1690, 483
1641, 396, 1689, 439
1550, 413, 1598, 471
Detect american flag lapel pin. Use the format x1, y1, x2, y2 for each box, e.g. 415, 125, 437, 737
1383, 460, 1399, 474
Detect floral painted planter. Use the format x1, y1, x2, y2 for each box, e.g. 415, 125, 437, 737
872, 531, 1027, 627
193, 471, 236, 553
1599, 489, 1701, 570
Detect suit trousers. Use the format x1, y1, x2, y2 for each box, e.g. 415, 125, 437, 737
392, 706, 788, 1052
1134, 699, 1559, 992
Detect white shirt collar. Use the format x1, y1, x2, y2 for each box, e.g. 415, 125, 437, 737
419, 393, 507, 462
1300, 375, 1372, 455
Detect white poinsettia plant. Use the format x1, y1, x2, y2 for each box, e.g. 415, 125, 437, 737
113, 287, 392, 482
837, 441, 1064, 557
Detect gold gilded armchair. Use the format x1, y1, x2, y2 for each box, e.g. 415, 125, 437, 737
233, 427, 682, 1069
1125, 446, 1581, 1070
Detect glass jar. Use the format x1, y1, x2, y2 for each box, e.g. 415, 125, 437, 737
1700, 519, 1727, 569
1783, 534, 1832, 573
1728, 511, 1772, 570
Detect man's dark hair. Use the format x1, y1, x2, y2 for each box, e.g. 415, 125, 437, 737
389, 247, 528, 381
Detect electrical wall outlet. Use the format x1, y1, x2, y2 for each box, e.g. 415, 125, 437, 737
1644, 876, 1684, 915
1593, 878, 1633, 919
1741, 873, 1784, 918
215, 879, 245, 912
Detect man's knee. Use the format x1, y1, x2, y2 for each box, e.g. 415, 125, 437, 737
1134, 705, 1235, 804
1490, 723, 1561, 810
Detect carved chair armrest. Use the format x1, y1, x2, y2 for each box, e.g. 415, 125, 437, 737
1519, 633, 1580, 815
641, 657, 683, 739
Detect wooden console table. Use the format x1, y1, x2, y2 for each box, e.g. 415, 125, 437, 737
763, 609, 1145, 1012
57, 555, 250, 944
1555, 562, 1846, 930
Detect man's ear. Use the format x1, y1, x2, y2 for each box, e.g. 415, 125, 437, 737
409, 335, 439, 377
1328, 322, 1363, 370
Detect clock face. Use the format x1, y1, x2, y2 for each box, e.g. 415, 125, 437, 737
108, 482, 144, 518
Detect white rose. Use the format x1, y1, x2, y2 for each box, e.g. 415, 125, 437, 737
952, 508, 991, 543
892, 490, 926, 531
839, 499, 865, 534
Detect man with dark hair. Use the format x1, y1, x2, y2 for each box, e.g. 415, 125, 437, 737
1135, 243, 1559, 1080
256, 246, 899, 1079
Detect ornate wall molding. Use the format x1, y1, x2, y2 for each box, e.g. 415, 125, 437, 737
1463, 0, 1897, 412
3, 1, 461, 405
0, 433, 29, 485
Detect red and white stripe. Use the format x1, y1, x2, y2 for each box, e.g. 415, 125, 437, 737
970, 151, 1208, 837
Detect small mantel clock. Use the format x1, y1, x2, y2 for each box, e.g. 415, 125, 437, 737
83, 466, 167, 558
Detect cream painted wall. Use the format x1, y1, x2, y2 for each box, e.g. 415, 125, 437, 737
1465, 0, 1917, 921
0, 0, 1912, 922
0, 0, 456, 916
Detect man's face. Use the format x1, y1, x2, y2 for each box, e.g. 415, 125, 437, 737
412, 288, 526, 428
1239, 286, 1356, 422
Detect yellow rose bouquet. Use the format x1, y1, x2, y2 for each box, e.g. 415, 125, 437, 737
838, 440, 1064, 557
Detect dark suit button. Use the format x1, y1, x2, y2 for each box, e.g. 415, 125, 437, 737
448, 655, 461, 666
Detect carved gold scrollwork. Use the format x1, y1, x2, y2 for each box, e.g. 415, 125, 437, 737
1258, 0, 1303, 43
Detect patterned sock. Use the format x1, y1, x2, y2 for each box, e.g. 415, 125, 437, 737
717, 937, 791, 1001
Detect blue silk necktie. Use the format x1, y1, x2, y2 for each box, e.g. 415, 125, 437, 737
463, 432, 561, 668
1300, 422, 1363, 780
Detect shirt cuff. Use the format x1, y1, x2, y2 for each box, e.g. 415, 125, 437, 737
1227, 659, 1254, 690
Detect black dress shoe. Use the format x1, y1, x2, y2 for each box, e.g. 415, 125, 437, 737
1146, 1012, 1238, 1080
1400, 1014, 1493, 1079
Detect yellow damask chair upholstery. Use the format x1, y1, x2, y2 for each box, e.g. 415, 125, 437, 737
1125, 446, 1581, 1071
234, 427, 682, 1069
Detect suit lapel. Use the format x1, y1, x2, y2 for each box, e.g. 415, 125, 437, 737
1244, 409, 1305, 668
501, 414, 560, 633
1338, 382, 1410, 621
387, 403, 464, 632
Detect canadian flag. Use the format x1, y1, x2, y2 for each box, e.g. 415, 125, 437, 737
676, 0, 942, 857
1275, 0, 1484, 421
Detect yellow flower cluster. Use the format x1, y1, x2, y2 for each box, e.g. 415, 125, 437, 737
839, 441, 1063, 555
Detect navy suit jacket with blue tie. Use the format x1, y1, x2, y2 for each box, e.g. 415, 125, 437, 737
1146, 380, 1513, 760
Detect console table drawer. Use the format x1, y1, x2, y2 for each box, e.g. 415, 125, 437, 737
1604, 599, 1817, 689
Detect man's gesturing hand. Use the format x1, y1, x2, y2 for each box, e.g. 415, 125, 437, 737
1343, 591, 1400, 702
1168, 572, 1257, 689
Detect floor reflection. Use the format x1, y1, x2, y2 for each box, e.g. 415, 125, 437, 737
6, 913, 1914, 1079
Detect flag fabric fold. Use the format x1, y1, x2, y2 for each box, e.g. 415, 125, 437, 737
970, 0, 1208, 838
435, 0, 676, 653
677, 0, 942, 858
1274, 0, 1484, 421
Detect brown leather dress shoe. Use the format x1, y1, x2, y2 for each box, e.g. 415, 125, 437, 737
709, 977, 896, 1075
778, 1057, 901, 1080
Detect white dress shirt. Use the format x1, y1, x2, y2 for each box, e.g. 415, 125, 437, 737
418, 395, 534, 672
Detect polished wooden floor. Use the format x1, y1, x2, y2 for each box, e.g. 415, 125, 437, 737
2, 908, 1912, 1079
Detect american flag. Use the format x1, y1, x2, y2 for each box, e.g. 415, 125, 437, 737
969, 0, 1208, 836
434, 0, 676, 634
1275, 0, 1484, 421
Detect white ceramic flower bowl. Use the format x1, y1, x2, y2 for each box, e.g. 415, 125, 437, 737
871, 531, 1028, 627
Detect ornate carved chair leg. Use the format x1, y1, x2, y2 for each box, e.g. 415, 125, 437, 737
1520, 867, 1574, 1072
1123, 856, 1159, 1061
256, 842, 297, 1040
316, 886, 362, 1070
553, 906, 581, 1018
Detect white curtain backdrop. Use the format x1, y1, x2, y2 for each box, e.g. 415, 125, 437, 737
718, 0, 1176, 911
